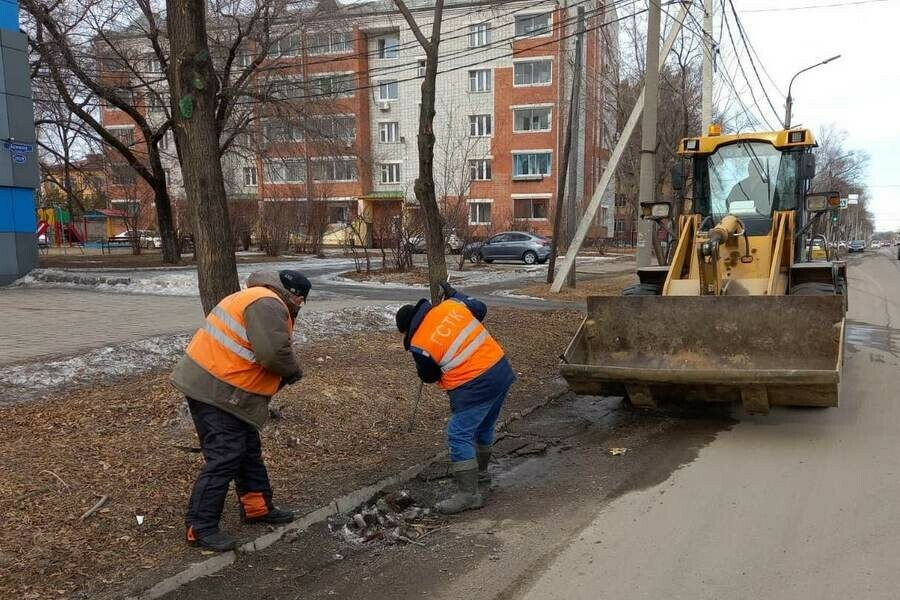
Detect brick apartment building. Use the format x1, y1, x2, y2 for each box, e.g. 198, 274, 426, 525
98, 0, 617, 246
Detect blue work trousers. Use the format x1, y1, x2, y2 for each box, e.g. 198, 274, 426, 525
446, 359, 515, 462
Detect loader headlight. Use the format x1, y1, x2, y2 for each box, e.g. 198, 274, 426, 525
641, 201, 671, 220
805, 194, 829, 212
788, 130, 806, 144
684, 139, 700, 152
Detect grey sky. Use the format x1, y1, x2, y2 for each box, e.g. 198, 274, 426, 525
733, 0, 899, 230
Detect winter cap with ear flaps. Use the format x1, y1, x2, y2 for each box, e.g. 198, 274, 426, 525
395, 304, 417, 333
279, 270, 311, 298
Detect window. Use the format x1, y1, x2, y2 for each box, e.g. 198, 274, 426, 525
514, 197, 550, 219
263, 118, 304, 144
264, 159, 306, 183
111, 164, 137, 186
469, 159, 492, 181
311, 73, 354, 97
468, 69, 492, 93
307, 115, 356, 140
307, 31, 352, 55
269, 32, 301, 57
469, 114, 492, 137
614, 219, 626, 232
513, 107, 551, 132
468, 22, 491, 47
266, 75, 303, 101
312, 158, 357, 182
235, 51, 252, 68
514, 60, 552, 85
243, 166, 258, 187
111, 199, 140, 216
380, 121, 400, 143
148, 93, 168, 115
328, 204, 351, 224
377, 80, 399, 101
145, 57, 162, 74
380, 162, 402, 184
111, 87, 133, 105
515, 13, 551, 37
614, 196, 628, 207
377, 34, 399, 58
513, 152, 552, 178
159, 132, 170, 150
469, 200, 492, 225
109, 127, 134, 148
417, 59, 426, 78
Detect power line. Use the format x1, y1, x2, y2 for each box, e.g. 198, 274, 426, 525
741, 0, 893, 13
36, 2, 645, 112
725, 0, 784, 120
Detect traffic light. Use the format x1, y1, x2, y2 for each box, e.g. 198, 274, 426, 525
831, 210, 839, 224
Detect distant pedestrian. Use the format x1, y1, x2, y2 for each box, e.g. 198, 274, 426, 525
170, 270, 310, 551
395, 281, 516, 514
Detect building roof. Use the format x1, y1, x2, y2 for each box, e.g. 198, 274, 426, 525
84, 208, 127, 219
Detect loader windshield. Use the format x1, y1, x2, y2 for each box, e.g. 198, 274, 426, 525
700, 141, 801, 234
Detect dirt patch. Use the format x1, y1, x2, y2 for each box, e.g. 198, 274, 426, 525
518, 272, 638, 300
339, 268, 429, 286
0, 307, 579, 599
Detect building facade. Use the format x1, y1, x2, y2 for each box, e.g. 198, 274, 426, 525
97, 0, 617, 247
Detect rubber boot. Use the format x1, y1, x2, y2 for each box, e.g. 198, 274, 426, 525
187, 527, 240, 552
241, 505, 296, 525
436, 460, 484, 515
476, 444, 493, 487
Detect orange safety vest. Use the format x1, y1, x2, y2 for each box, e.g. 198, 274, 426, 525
186, 287, 293, 396
410, 298, 504, 391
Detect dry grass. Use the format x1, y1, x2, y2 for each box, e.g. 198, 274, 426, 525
518, 272, 638, 301
0, 307, 580, 599
339, 268, 429, 286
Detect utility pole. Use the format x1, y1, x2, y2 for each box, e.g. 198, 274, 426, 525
548, 6, 585, 286
701, 0, 714, 132
565, 7, 585, 288
550, 1, 690, 292
636, 0, 661, 268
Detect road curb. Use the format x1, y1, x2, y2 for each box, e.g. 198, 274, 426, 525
130, 384, 569, 600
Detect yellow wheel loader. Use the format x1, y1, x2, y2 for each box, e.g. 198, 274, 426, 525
561, 127, 846, 415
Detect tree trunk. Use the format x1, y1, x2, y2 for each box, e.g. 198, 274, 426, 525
167, 0, 239, 314
153, 185, 180, 263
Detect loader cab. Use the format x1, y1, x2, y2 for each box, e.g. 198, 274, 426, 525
678, 128, 817, 239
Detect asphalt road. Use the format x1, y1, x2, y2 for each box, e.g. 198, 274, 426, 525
520, 249, 900, 599
160, 250, 900, 600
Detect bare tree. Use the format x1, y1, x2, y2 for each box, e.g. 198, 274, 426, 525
394, 0, 447, 303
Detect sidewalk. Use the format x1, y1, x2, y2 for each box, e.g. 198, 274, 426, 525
0, 288, 204, 366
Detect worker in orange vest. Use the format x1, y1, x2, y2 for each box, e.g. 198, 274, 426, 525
170, 270, 309, 551
395, 282, 516, 514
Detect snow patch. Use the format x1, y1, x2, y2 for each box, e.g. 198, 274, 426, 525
490, 289, 547, 301
293, 304, 401, 343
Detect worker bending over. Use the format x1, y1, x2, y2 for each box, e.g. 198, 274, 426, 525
395, 282, 516, 514
170, 270, 310, 551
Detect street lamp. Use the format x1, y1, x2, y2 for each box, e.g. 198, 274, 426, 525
784, 54, 842, 129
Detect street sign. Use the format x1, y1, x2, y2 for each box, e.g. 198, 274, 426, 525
12, 153, 25, 164
848, 198, 859, 205
840, 198, 848, 209
3, 141, 33, 153
848, 193, 860, 201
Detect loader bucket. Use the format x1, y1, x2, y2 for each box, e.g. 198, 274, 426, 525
560, 295, 845, 414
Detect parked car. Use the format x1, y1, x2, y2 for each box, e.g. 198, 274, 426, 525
871, 240, 882, 249
113, 229, 162, 249
405, 231, 464, 254
848, 240, 867, 253
465, 231, 551, 265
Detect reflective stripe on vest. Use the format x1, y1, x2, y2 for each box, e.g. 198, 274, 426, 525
186, 287, 292, 396
410, 298, 504, 390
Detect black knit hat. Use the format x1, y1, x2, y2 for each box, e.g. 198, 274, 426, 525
395, 304, 417, 333
279, 270, 312, 299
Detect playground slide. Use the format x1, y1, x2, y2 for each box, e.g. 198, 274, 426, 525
65, 224, 85, 244
36, 220, 49, 237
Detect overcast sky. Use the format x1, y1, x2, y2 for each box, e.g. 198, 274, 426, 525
731, 0, 899, 231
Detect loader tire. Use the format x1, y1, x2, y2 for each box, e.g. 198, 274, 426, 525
622, 283, 661, 296
789, 282, 836, 296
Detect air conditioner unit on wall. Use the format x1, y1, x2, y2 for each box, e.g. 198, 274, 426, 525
378, 102, 390, 111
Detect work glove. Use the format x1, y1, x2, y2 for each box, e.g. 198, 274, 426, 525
440, 281, 457, 300
283, 369, 303, 386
